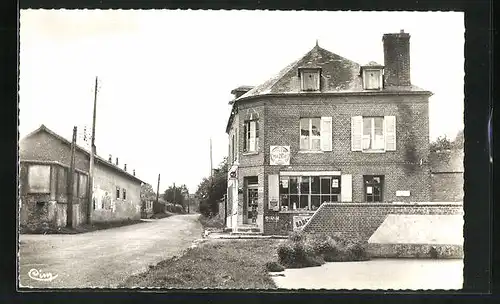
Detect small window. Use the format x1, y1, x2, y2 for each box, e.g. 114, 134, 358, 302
300, 69, 320, 91
116, 187, 120, 199
363, 69, 382, 90
364, 175, 384, 202
28, 165, 51, 193
243, 120, 259, 152
123, 189, 127, 200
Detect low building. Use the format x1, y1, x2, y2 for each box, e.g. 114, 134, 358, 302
19, 125, 145, 231
430, 149, 464, 202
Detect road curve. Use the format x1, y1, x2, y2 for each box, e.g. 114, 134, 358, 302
18, 214, 202, 289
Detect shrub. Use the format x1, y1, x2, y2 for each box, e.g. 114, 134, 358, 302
265, 261, 285, 272
277, 240, 325, 269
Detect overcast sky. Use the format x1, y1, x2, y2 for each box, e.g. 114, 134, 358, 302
19, 10, 464, 192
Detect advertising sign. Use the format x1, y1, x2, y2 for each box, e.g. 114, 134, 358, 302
293, 215, 313, 231
270, 146, 291, 165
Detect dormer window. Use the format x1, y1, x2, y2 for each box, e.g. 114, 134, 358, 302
299, 67, 321, 91
361, 62, 384, 90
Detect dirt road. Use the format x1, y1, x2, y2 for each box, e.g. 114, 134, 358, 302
18, 214, 202, 289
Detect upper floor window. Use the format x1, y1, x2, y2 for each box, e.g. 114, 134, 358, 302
123, 188, 127, 200
299, 68, 321, 91
243, 120, 259, 152
116, 186, 120, 199
300, 117, 332, 152
361, 62, 384, 90
351, 116, 396, 152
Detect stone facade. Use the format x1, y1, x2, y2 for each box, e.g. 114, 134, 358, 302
19, 125, 144, 230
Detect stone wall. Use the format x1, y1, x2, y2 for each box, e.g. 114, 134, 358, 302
300, 203, 463, 241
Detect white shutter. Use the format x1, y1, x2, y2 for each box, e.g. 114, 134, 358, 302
384, 116, 396, 151
320, 117, 333, 151
351, 116, 363, 151
268, 174, 279, 210
249, 121, 256, 152
341, 174, 352, 202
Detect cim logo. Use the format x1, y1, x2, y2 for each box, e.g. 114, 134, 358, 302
270, 146, 291, 165
28, 268, 58, 282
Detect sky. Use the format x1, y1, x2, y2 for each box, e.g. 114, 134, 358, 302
19, 10, 464, 193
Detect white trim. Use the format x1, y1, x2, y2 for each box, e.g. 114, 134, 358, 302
280, 171, 341, 176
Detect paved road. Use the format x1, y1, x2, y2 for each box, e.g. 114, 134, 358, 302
18, 214, 202, 289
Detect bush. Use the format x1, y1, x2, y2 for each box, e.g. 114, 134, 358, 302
277, 231, 370, 268
265, 261, 285, 272
199, 215, 225, 229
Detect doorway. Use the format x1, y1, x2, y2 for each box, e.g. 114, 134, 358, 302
244, 176, 259, 225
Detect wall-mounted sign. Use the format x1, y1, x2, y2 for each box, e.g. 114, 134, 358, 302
293, 215, 312, 231
265, 215, 279, 223
367, 186, 373, 194
396, 190, 411, 197
270, 146, 291, 165
269, 200, 279, 211
332, 179, 339, 188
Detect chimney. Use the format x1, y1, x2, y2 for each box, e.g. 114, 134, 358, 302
133, 169, 136, 176
124, 164, 127, 171
115, 157, 119, 166
108, 154, 112, 162
383, 29, 411, 87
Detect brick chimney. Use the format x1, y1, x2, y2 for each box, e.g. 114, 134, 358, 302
108, 154, 112, 162
124, 164, 127, 171
383, 29, 411, 87
115, 157, 119, 166
133, 169, 136, 176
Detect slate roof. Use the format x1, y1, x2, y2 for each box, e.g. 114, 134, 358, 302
21, 124, 146, 184
235, 44, 430, 102
429, 149, 464, 173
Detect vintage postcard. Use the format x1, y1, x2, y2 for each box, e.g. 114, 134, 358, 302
18, 10, 464, 290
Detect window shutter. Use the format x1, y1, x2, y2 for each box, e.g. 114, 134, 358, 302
384, 116, 396, 151
351, 116, 363, 151
243, 123, 247, 152
320, 116, 332, 151
249, 121, 256, 151
268, 174, 279, 210
340, 174, 352, 202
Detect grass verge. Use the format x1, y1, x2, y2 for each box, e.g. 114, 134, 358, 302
198, 215, 225, 229
20, 219, 144, 234
121, 239, 283, 289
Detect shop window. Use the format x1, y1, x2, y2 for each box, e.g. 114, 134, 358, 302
364, 175, 384, 202
279, 175, 341, 211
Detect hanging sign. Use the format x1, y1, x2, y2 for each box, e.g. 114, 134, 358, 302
270, 146, 291, 165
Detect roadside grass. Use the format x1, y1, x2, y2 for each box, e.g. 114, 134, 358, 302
198, 215, 225, 229
121, 239, 283, 289
20, 218, 144, 235
150, 212, 175, 219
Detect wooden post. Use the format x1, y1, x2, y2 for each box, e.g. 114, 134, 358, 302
173, 183, 176, 205
67, 126, 77, 228
156, 173, 160, 206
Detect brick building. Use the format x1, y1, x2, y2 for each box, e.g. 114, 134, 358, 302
225, 30, 437, 235
19, 125, 145, 231
430, 149, 464, 202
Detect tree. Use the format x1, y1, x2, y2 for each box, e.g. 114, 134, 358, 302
430, 130, 463, 152
140, 183, 156, 202
452, 130, 464, 149
195, 157, 228, 217
164, 185, 186, 209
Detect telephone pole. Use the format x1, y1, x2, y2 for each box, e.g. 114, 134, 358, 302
87, 76, 98, 224
67, 126, 77, 228
173, 182, 176, 205
156, 173, 160, 205
210, 138, 213, 179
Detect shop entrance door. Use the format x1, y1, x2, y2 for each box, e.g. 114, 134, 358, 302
245, 185, 258, 225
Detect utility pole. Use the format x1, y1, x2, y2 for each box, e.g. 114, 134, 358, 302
87, 76, 98, 224
210, 138, 213, 179
156, 173, 160, 206
67, 126, 77, 228
173, 182, 176, 205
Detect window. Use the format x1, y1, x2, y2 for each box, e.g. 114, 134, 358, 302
351, 116, 396, 152
300, 118, 321, 151
243, 120, 259, 152
364, 175, 384, 202
363, 117, 385, 151
28, 165, 51, 193
300, 68, 320, 91
116, 187, 120, 199
363, 69, 382, 90
123, 189, 127, 200
78, 174, 88, 198
279, 175, 341, 211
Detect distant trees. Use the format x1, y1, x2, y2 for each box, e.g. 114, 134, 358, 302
430, 130, 464, 152
195, 157, 228, 217
164, 185, 188, 210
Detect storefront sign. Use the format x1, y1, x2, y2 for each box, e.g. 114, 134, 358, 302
270, 146, 291, 165
293, 215, 313, 231
265, 215, 279, 223
332, 179, 339, 188
367, 186, 373, 194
